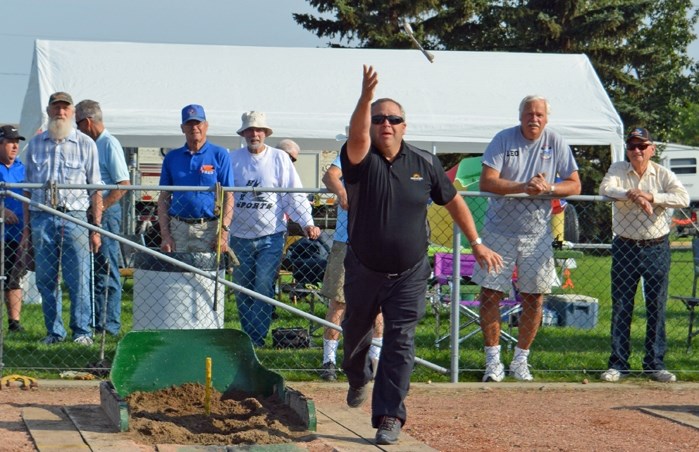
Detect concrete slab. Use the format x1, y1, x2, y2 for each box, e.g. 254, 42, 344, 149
22, 406, 90, 451
314, 403, 437, 451
64, 405, 149, 451
640, 405, 699, 430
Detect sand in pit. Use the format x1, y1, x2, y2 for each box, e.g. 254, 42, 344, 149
125, 382, 314, 446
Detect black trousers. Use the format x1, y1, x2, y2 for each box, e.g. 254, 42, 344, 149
341, 248, 429, 428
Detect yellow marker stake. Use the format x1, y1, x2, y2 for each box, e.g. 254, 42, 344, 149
205, 357, 212, 415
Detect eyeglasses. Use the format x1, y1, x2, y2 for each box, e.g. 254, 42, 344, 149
626, 143, 651, 151
76, 118, 88, 127
371, 115, 404, 125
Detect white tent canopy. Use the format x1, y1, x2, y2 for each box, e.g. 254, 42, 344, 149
20, 39, 624, 160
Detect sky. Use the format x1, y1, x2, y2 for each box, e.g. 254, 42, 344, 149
2, 0, 699, 126
0, 0, 326, 124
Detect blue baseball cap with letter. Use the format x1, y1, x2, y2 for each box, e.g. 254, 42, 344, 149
181, 104, 206, 124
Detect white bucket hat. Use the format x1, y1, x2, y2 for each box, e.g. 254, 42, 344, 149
237, 111, 273, 136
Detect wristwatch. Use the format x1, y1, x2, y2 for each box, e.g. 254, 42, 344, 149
221, 224, 230, 232
470, 237, 483, 247
549, 184, 556, 195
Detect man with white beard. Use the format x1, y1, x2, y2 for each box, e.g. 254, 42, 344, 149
22, 92, 103, 346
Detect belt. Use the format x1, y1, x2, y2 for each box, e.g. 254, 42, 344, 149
172, 216, 217, 225
55, 206, 72, 213
383, 259, 424, 280
616, 235, 667, 247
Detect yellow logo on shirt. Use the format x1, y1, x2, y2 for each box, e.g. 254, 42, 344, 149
410, 173, 424, 181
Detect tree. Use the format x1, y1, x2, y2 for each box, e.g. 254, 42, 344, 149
294, 0, 442, 49
674, 103, 699, 146
294, 0, 699, 141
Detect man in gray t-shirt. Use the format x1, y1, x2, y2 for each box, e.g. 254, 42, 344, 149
471, 95, 581, 383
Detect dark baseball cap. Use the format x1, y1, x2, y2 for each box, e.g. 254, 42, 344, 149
626, 127, 652, 143
0, 125, 25, 141
48, 91, 74, 105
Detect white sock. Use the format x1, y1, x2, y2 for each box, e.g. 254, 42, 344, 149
484, 345, 501, 364
513, 346, 530, 363
323, 339, 338, 364
369, 338, 383, 360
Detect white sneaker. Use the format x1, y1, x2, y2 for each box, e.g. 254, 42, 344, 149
73, 335, 94, 346
649, 369, 676, 383
509, 360, 534, 381
482, 362, 505, 382
600, 368, 625, 382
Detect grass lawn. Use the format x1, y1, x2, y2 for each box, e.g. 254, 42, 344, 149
3, 246, 699, 382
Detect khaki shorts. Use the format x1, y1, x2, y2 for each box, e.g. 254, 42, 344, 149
470, 231, 556, 294
320, 241, 346, 303
170, 218, 239, 266
170, 218, 218, 252
4, 240, 27, 290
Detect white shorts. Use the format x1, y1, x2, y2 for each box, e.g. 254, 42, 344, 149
470, 231, 556, 294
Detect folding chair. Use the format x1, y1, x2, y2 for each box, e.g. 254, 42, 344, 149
671, 236, 699, 352
282, 231, 332, 334
429, 252, 519, 348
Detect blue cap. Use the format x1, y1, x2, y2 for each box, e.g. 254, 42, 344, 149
181, 104, 206, 124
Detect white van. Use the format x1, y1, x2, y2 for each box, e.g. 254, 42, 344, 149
659, 143, 699, 202
659, 143, 699, 235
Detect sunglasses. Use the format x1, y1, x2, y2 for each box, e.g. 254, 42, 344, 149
371, 115, 404, 125
626, 143, 651, 151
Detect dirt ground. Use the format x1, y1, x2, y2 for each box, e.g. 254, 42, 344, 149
125, 382, 313, 446
1, 379, 699, 451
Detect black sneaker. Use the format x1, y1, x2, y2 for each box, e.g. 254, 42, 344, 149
320, 362, 337, 381
346, 384, 368, 408
8, 320, 24, 332
375, 416, 401, 445
40, 335, 64, 345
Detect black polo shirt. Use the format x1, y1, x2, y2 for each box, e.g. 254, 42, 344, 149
341, 141, 456, 273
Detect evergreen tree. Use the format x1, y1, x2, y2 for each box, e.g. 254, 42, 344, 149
294, 0, 699, 139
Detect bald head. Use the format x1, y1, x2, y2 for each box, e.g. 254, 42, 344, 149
277, 139, 300, 162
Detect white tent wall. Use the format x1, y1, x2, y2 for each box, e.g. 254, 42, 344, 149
20, 39, 624, 165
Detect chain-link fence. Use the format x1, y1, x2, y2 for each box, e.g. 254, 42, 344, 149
1, 183, 697, 381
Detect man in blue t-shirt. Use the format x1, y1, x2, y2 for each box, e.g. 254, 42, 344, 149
76, 100, 130, 336
0, 125, 27, 332
158, 104, 234, 253
471, 95, 581, 383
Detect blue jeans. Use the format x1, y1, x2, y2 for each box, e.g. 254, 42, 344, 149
32, 211, 92, 339
94, 203, 123, 334
609, 237, 670, 373
230, 232, 285, 346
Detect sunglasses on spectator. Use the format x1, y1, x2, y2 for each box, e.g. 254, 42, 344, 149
371, 115, 405, 125
626, 143, 651, 151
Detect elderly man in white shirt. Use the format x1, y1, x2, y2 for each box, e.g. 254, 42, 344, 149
599, 126, 689, 383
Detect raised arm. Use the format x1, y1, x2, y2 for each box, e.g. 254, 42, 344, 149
346, 65, 378, 165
